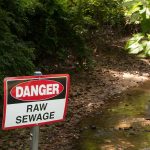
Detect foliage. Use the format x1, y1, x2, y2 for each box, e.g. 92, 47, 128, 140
0, 0, 34, 98
0, 0, 125, 100
60, 0, 125, 36
124, 0, 150, 56
125, 33, 150, 56
22, 0, 91, 66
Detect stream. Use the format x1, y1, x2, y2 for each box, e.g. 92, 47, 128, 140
77, 81, 150, 150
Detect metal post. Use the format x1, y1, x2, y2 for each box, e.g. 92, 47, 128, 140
30, 126, 40, 150
30, 71, 42, 150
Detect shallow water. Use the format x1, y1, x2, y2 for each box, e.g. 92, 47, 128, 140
77, 81, 150, 150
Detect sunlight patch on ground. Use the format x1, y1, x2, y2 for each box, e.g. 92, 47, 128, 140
141, 59, 150, 65
115, 118, 150, 130
122, 72, 149, 81
107, 69, 149, 82
100, 138, 135, 150
100, 144, 117, 150
86, 101, 104, 112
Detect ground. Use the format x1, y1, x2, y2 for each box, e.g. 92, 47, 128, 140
0, 34, 150, 150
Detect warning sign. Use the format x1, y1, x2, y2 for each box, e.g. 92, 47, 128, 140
2, 74, 70, 130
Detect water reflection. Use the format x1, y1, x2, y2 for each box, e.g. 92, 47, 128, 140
78, 81, 150, 150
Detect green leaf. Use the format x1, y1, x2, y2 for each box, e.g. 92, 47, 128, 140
146, 8, 150, 19
125, 33, 145, 54
128, 42, 143, 54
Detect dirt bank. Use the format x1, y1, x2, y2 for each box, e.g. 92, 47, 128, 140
0, 36, 150, 150
40, 36, 150, 150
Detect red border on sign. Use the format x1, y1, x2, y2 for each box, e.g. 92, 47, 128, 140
2, 74, 70, 130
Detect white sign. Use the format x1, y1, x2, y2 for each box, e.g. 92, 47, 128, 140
2, 74, 70, 130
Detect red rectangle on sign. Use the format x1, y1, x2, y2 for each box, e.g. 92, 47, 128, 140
2, 74, 70, 130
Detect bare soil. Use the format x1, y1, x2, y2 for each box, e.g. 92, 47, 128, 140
0, 35, 150, 150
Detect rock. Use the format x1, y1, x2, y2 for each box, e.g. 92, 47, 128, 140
90, 125, 97, 130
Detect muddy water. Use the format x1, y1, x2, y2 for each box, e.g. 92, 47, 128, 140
77, 81, 150, 150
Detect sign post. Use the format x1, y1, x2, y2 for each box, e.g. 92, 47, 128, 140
30, 125, 39, 150
30, 71, 42, 150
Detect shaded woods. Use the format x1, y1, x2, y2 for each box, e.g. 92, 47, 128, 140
0, 0, 125, 99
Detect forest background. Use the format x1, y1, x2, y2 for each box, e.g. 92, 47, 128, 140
0, 0, 150, 100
